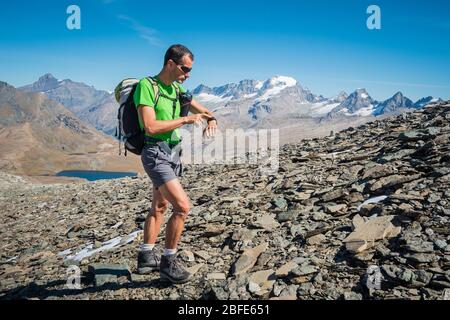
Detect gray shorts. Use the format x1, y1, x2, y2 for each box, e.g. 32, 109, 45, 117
141, 142, 183, 189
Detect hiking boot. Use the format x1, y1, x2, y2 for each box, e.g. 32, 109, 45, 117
137, 249, 161, 274
160, 254, 192, 284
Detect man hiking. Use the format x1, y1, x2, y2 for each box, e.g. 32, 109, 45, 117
135, 44, 217, 284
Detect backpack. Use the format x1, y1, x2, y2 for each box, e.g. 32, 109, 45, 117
114, 76, 181, 156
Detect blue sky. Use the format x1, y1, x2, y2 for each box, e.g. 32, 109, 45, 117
0, 0, 449, 101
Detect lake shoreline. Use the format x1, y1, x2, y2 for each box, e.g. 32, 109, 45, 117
56, 170, 138, 181
1, 171, 143, 187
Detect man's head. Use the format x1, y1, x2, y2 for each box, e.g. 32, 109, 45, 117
164, 44, 194, 84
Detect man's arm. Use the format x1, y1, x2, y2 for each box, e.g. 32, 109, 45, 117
189, 99, 218, 138
139, 105, 210, 135
189, 99, 216, 119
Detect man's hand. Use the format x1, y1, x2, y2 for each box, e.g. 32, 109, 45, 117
203, 119, 218, 138
184, 113, 212, 126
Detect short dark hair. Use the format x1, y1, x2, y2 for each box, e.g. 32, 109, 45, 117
164, 44, 194, 65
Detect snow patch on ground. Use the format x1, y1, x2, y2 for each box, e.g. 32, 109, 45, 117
59, 230, 142, 263
357, 196, 388, 211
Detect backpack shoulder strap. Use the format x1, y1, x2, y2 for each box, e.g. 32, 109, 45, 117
146, 76, 161, 107
173, 82, 181, 98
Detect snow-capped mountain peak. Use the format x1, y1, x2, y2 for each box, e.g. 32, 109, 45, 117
267, 75, 297, 87
192, 75, 299, 103
328, 88, 376, 117
256, 76, 298, 102
413, 96, 443, 108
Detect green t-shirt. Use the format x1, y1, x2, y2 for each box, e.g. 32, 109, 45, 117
133, 77, 187, 145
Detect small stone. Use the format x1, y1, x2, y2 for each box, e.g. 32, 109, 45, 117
130, 274, 146, 282
291, 265, 317, 276
321, 189, 349, 202
443, 289, 450, 300
272, 197, 288, 211
93, 241, 103, 249
207, 273, 227, 280
256, 252, 271, 267
275, 261, 298, 277
369, 174, 422, 191
279, 284, 299, 298
179, 250, 195, 262
291, 276, 311, 285
343, 215, 401, 253
324, 203, 348, 215
88, 263, 130, 277
232, 228, 258, 241
434, 239, 447, 250
95, 274, 117, 287
343, 292, 363, 300
353, 251, 375, 262
276, 210, 298, 222
186, 263, 204, 275
375, 243, 391, 257
306, 234, 326, 246
248, 281, 261, 293
403, 253, 435, 264
210, 286, 229, 300
294, 192, 311, 201
398, 269, 415, 283
248, 269, 276, 292
272, 281, 286, 296
251, 215, 280, 231
398, 131, 422, 141
232, 243, 268, 275
405, 241, 434, 253
194, 250, 211, 261
290, 224, 304, 237
312, 211, 327, 221
427, 193, 442, 203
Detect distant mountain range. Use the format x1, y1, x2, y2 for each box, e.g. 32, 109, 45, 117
0, 81, 140, 176
192, 75, 443, 121
20, 74, 117, 136
14, 74, 444, 139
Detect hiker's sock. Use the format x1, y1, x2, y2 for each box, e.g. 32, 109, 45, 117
139, 244, 155, 252
163, 248, 177, 256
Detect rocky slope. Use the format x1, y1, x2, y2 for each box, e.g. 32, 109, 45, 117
0, 101, 449, 300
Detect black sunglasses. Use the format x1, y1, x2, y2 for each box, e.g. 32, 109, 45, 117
177, 64, 192, 74
171, 59, 192, 74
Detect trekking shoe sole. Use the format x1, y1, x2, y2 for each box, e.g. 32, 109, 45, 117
160, 271, 192, 284
137, 266, 159, 274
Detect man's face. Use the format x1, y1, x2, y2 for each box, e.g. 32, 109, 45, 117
170, 55, 193, 83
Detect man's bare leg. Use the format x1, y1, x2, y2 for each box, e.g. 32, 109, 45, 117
157, 178, 191, 250
156, 178, 192, 283
137, 186, 170, 274
143, 186, 169, 244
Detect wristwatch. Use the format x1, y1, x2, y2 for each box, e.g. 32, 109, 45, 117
207, 117, 217, 123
